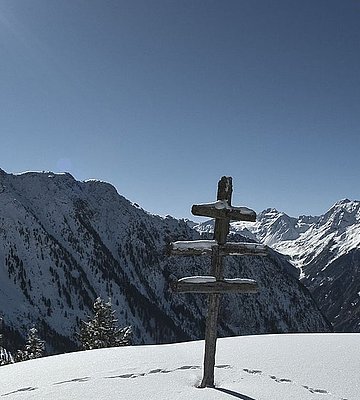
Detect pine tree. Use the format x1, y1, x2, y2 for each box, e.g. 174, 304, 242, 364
79, 297, 132, 350
16, 327, 45, 361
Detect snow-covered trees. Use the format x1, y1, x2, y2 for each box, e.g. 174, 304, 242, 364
0, 329, 14, 366
0, 345, 14, 366
16, 327, 45, 361
1, 298, 132, 364
79, 297, 132, 350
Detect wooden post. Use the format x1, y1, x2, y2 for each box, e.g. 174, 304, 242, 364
169, 176, 266, 389
200, 177, 231, 388
200, 246, 222, 387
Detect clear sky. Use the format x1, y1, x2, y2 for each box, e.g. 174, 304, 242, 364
1, 0, 359, 220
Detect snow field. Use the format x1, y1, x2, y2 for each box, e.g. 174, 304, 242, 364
0, 333, 358, 400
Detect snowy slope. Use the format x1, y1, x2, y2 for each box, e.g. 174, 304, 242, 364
0, 170, 330, 352
0, 334, 358, 400
272, 199, 360, 270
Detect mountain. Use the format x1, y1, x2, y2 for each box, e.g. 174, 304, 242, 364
196, 200, 360, 332
196, 208, 319, 248
0, 334, 358, 400
0, 170, 330, 353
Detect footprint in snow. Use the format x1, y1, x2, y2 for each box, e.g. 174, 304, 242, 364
302, 385, 328, 394
215, 364, 232, 369
270, 375, 292, 383
149, 369, 163, 374
106, 373, 135, 379
106, 365, 202, 380
243, 369, 345, 399
243, 368, 262, 375
54, 377, 90, 385
1, 387, 38, 397
177, 365, 201, 370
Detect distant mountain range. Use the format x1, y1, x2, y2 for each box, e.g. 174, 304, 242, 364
196, 199, 360, 332
0, 169, 330, 354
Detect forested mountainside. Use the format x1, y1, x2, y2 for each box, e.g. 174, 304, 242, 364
196, 199, 360, 332
0, 170, 330, 354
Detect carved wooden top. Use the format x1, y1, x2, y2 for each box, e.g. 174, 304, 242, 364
191, 176, 256, 244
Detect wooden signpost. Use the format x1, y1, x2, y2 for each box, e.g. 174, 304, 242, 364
169, 176, 267, 388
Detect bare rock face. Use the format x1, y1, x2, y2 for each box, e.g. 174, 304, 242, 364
0, 170, 330, 354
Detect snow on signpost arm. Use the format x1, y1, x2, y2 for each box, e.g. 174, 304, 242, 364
169, 240, 216, 255
219, 242, 267, 256
191, 200, 256, 222
172, 277, 258, 294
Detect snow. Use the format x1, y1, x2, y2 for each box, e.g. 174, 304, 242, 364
223, 278, 257, 284
172, 240, 216, 251
215, 200, 227, 210
178, 277, 257, 285
178, 276, 216, 283
0, 334, 358, 400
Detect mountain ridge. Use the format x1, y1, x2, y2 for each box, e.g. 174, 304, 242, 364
0, 170, 330, 353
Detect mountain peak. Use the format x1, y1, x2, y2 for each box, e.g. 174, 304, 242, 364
258, 208, 282, 219
327, 198, 360, 218
14, 170, 75, 180
333, 198, 354, 207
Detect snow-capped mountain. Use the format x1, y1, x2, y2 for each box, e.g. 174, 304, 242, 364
0, 170, 330, 353
196, 199, 360, 332
196, 208, 319, 247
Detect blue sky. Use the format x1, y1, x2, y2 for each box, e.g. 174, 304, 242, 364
1, 0, 359, 220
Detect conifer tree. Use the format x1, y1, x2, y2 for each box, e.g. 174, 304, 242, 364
79, 297, 132, 350
16, 327, 45, 361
